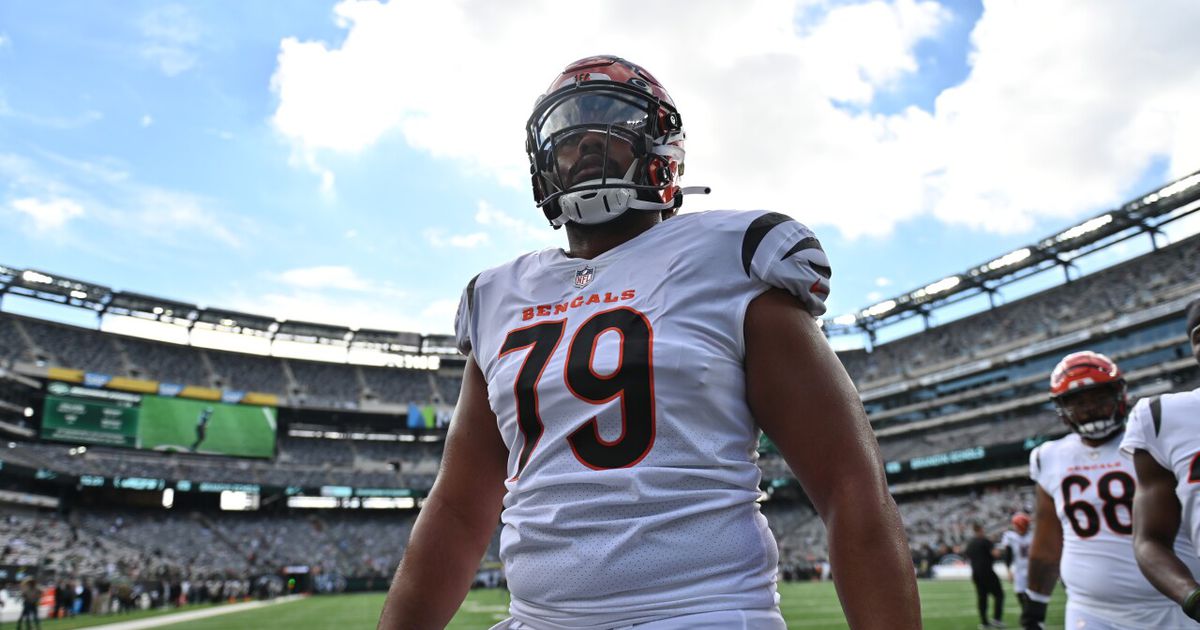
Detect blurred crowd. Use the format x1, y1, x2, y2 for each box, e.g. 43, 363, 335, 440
839, 234, 1199, 388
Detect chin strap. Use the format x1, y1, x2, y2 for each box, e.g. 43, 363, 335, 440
552, 179, 712, 226
627, 185, 711, 211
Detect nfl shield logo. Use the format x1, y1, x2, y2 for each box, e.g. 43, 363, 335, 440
573, 266, 595, 288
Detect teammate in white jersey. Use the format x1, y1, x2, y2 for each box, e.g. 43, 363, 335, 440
1120, 298, 1200, 623
1001, 513, 1032, 607
379, 56, 921, 629
1023, 351, 1200, 630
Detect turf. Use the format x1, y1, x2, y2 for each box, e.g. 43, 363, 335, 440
25, 603, 220, 629
48, 580, 1067, 629
137, 396, 277, 458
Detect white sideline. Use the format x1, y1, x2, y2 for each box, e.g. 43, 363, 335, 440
76, 595, 307, 630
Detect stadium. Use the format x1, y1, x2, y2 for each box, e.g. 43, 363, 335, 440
1, 156, 1197, 629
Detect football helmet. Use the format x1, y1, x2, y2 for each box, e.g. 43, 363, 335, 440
526, 55, 709, 227
1011, 513, 1030, 535
1049, 351, 1129, 441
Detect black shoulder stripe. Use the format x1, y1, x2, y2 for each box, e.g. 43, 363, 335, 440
466, 273, 480, 315
1150, 396, 1163, 437
780, 236, 823, 260
741, 212, 794, 277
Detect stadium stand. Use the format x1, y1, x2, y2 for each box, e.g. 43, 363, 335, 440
118, 337, 213, 387
0, 174, 1196, 605
18, 317, 128, 377
360, 366, 434, 406
206, 349, 291, 396
287, 360, 364, 409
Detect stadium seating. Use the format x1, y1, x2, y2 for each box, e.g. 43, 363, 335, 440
842, 235, 1199, 388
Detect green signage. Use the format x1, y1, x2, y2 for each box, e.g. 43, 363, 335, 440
41, 395, 139, 447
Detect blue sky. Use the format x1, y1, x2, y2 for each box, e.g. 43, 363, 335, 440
2, 0, 1198, 347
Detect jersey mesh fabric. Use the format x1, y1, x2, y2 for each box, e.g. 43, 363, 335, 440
1121, 388, 1200, 561
454, 211, 829, 627
1030, 432, 1200, 613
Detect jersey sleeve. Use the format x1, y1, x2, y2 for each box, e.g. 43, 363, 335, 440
1029, 445, 1050, 493
453, 274, 480, 356
739, 212, 832, 317
1120, 398, 1170, 469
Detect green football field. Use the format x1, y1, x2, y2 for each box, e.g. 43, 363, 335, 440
137, 396, 277, 458
34, 580, 1068, 629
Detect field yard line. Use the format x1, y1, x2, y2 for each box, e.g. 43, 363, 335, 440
79, 595, 306, 630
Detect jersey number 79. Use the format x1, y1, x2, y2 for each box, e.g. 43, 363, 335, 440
500, 307, 656, 478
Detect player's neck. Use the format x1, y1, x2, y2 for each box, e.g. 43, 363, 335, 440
562, 211, 663, 260
1080, 432, 1121, 448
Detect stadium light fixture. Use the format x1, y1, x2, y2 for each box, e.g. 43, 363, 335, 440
864, 300, 897, 318
23, 407, 33, 417
162, 488, 175, 509
984, 248, 1031, 272
21, 270, 53, 284
912, 276, 961, 300
1140, 172, 1200, 205
69, 290, 88, 299
1055, 214, 1112, 243
833, 313, 858, 326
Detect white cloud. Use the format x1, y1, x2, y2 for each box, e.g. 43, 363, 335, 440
424, 228, 490, 249
0, 33, 10, 49
474, 200, 559, 245
139, 4, 201, 76
226, 289, 451, 334
0, 103, 103, 129
922, 0, 1200, 233
141, 115, 154, 127
276, 265, 375, 292
875, 277, 892, 287
10, 197, 85, 231
270, 0, 1200, 239
0, 151, 250, 249
132, 188, 242, 248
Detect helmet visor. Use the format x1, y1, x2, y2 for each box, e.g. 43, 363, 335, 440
533, 91, 651, 149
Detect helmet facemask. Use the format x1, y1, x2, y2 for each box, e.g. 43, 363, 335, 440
527, 82, 686, 227
1051, 381, 1128, 441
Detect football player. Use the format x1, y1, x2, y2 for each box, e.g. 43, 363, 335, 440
1002, 512, 1032, 614
191, 406, 213, 452
1120, 298, 1200, 623
378, 56, 921, 629
1023, 351, 1200, 630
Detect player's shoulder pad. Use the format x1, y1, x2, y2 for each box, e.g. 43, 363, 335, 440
1028, 444, 1042, 480
700, 210, 832, 316
454, 251, 547, 356
453, 273, 481, 356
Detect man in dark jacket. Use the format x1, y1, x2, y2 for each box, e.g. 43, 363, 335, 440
966, 522, 1005, 628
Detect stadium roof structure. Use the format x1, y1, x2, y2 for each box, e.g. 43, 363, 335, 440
0, 268, 457, 359
3, 170, 1197, 359
823, 169, 1200, 338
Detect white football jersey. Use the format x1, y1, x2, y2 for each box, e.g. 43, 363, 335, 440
1121, 388, 1200, 559
1000, 529, 1032, 594
454, 210, 831, 627
1030, 431, 1200, 617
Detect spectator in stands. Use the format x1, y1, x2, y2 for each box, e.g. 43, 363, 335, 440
966, 522, 1005, 629
17, 577, 41, 630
